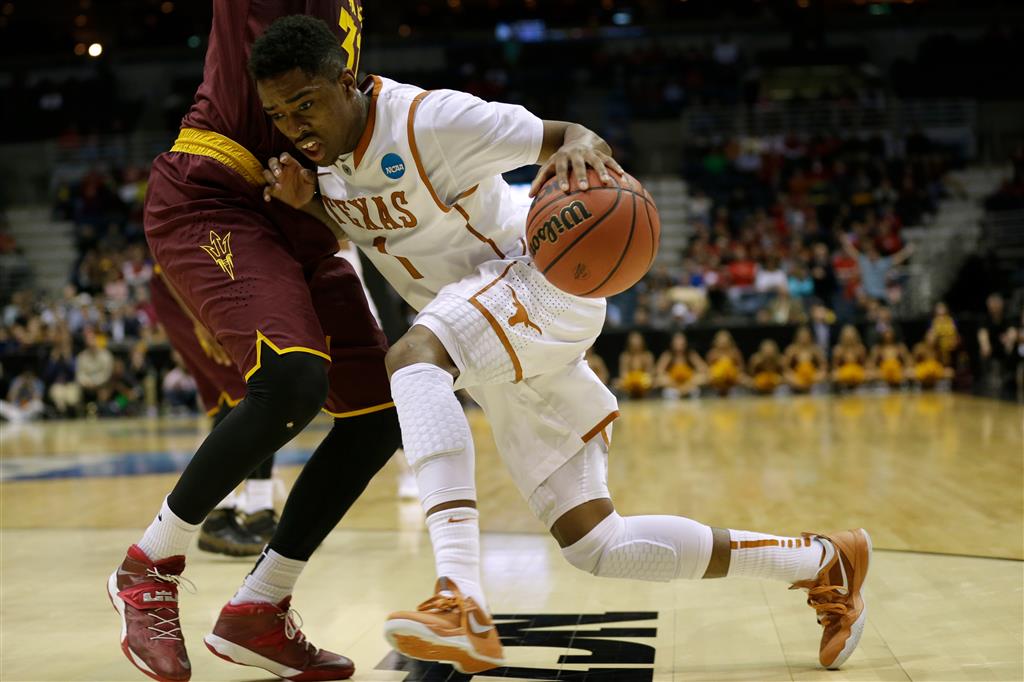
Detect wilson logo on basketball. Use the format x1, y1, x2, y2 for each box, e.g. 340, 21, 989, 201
528, 200, 593, 257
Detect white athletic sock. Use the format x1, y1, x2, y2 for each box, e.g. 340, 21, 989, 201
427, 507, 486, 610
137, 497, 201, 561
239, 479, 275, 514
562, 513, 714, 581
726, 530, 835, 583
230, 548, 305, 605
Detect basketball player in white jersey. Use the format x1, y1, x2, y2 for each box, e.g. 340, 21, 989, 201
250, 16, 871, 674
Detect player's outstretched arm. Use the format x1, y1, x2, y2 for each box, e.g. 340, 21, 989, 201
262, 153, 343, 239
529, 121, 624, 197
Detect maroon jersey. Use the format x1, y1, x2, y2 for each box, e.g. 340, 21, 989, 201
180, 0, 363, 164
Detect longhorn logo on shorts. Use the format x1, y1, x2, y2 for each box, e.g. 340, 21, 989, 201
201, 230, 235, 280
504, 285, 541, 334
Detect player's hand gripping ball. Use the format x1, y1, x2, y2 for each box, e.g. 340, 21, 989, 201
526, 168, 660, 298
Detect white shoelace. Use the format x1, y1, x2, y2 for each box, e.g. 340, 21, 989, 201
142, 566, 196, 641
147, 611, 184, 640
146, 566, 197, 594
280, 608, 319, 655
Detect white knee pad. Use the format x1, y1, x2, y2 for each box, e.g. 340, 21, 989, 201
391, 364, 466, 469
562, 513, 679, 581
561, 512, 621, 573
391, 363, 477, 512
561, 512, 712, 582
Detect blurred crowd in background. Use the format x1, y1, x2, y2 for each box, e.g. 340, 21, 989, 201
608, 130, 959, 329
3, 10, 1022, 141
1, 139, 1021, 422
0, 167, 196, 422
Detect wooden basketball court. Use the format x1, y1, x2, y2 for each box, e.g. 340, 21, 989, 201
2, 393, 1021, 681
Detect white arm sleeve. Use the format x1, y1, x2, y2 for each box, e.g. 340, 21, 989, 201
414, 89, 544, 204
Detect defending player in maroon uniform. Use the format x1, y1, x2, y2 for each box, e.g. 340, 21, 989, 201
149, 272, 275, 558
107, 3, 400, 681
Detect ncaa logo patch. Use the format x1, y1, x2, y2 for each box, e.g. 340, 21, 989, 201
381, 152, 406, 180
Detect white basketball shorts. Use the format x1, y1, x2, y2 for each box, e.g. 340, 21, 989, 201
413, 257, 620, 498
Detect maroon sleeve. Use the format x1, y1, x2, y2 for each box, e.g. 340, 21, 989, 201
180, 0, 363, 163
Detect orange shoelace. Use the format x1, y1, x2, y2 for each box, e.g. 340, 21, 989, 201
417, 593, 462, 614
804, 584, 850, 625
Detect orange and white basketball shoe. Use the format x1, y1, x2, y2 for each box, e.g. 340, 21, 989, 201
107, 545, 193, 682
383, 577, 505, 674
791, 528, 872, 669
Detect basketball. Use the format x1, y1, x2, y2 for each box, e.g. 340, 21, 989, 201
526, 168, 660, 298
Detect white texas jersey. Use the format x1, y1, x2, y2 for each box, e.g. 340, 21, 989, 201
317, 75, 544, 311
319, 77, 618, 499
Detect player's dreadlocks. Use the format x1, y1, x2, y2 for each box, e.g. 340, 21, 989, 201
249, 15, 346, 82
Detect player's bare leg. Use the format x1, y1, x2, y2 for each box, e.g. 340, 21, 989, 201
381, 325, 505, 673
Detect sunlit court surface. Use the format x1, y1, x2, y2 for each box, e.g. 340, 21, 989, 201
3, 394, 1021, 681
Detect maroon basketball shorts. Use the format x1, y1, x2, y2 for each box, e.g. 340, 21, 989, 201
150, 272, 247, 415
144, 132, 392, 417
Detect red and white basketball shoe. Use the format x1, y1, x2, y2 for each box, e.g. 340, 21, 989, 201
107, 544, 193, 682
383, 577, 505, 674
204, 598, 354, 681
791, 528, 872, 669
